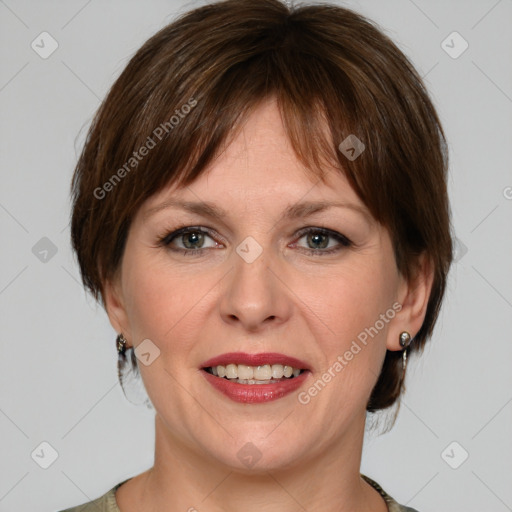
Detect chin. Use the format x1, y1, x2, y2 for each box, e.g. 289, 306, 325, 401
203, 429, 311, 474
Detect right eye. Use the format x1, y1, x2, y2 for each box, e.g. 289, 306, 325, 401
158, 226, 223, 255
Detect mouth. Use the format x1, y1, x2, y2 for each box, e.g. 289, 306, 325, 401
200, 352, 311, 403
203, 364, 305, 384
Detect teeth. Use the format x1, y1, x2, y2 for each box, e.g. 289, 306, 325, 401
225, 364, 237, 379
253, 364, 271, 380
237, 365, 254, 380
209, 364, 303, 381
271, 364, 284, 378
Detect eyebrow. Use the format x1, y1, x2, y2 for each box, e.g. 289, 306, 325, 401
144, 199, 372, 223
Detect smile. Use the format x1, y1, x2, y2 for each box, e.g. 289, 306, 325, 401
201, 352, 311, 403
204, 363, 304, 383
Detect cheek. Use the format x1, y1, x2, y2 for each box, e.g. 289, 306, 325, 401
121, 250, 217, 357
121, 249, 180, 341
299, 257, 397, 405
125, 274, 169, 338
308, 260, 395, 343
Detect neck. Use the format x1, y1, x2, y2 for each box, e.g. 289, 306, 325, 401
132, 412, 385, 512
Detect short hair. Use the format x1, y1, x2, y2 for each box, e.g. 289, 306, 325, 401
70, 0, 453, 412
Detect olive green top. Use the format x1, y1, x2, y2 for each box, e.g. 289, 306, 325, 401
58, 474, 419, 512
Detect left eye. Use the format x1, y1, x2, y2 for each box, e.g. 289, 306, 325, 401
294, 228, 351, 254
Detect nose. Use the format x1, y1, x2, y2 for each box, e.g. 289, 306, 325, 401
219, 242, 293, 332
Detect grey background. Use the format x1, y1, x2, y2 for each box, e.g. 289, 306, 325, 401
1, 0, 511, 511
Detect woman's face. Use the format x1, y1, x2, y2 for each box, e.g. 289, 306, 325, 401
106, 98, 418, 472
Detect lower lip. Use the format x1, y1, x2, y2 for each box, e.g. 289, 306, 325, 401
202, 370, 310, 403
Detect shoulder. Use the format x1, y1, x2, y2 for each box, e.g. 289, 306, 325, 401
57, 481, 126, 512
361, 473, 420, 512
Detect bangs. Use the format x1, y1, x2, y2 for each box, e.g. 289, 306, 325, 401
117, 44, 359, 216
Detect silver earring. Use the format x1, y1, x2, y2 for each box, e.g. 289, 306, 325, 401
116, 333, 127, 356
399, 331, 412, 371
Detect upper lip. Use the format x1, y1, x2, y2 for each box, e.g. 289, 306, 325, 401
201, 352, 311, 370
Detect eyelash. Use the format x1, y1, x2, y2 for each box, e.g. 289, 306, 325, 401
157, 225, 352, 257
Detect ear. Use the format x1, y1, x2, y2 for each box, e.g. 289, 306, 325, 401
386, 252, 435, 351
103, 274, 131, 345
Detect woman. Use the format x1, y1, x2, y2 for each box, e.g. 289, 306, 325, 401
60, 0, 452, 510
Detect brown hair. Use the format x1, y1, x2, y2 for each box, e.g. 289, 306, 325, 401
70, 0, 453, 412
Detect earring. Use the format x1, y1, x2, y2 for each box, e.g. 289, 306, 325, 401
116, 333, 127, 356
116, 334, 152, 409
399, 331, 412, 371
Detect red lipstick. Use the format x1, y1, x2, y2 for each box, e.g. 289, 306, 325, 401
201, 352, 311, 370
200, 352, 311, 404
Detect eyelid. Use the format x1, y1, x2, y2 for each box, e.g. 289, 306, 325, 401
159, 225, 223, 246
291, 226, 352, 254
294, 226, 351, 244
158, 224, 352, 256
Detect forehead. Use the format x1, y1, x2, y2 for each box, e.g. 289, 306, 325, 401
141, 98, 366, 217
